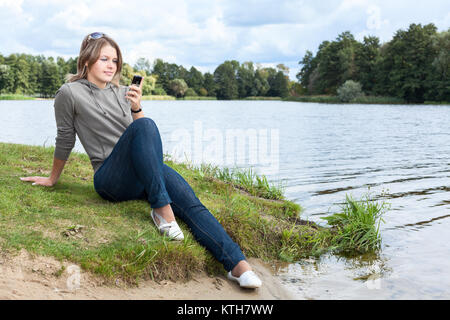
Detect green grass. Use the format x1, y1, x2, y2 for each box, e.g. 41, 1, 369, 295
0, 142, 388, 285
243, 96, 283, 101
0, 94, 36, 100
284, 95, 341, 104
182, 161, 286, 202
321, 193, 389, 255
179, 96, 218, 100
423, 101, 450, 105
284, 95, 407, 104
141, 95, 176, 100
351, 95, 406, 104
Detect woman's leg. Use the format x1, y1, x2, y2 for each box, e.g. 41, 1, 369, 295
94, 117, 248, 272
161, 162, 247, 272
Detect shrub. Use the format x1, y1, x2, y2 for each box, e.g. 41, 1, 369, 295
184, 88, 197, 97
151, 87, 167, 96
337, 80, 364, 102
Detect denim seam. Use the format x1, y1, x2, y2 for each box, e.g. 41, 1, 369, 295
171, 202, 240, 270
150, 191, 172, 208
96, 188, 118, 202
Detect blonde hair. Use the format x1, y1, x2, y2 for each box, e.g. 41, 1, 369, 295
66, 33, 123, 87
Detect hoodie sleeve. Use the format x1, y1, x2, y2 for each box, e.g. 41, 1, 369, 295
54, 84, 76, 161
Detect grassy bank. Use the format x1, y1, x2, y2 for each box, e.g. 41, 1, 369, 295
179, 96, 218, 100
244, 96, 283, 101
0, 142, 387, 285
284, 95, 408, 104
285, 95, 450, 105
0, 94, 36, 100
141, 95, 176, 100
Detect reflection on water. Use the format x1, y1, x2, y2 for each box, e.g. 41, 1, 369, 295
1, 100, 450, 299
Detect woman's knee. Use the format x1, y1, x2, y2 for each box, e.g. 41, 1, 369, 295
131, 117, 158, 134
133, 116, 155, 126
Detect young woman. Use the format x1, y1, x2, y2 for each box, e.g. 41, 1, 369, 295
20, 32, 262, 289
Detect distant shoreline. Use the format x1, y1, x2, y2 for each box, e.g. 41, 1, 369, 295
1, 94, 449, 105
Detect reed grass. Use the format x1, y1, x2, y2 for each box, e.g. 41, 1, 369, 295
179, 160, 287, 202
321, 192, 388, 255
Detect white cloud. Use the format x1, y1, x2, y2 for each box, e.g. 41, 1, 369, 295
1, 0, 449, 79
366, 5, 389, 30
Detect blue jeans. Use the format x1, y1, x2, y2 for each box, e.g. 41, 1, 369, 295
93, 117, 246, 272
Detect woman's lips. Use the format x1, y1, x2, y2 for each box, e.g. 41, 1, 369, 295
104, 72, 114, 76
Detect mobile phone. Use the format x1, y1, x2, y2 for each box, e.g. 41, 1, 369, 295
131, 75, 142, 86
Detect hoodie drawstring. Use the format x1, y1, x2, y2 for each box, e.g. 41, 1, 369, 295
88, 82, 127, 117
88, 82, 107, 115
111, 87, 127, 117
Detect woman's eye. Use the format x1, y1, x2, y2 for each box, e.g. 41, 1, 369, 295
100, 58, 117, 63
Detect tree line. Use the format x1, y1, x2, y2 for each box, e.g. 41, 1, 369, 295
0, 52, 292, 99
297, 23, 449, 103
0, 22, 448, 102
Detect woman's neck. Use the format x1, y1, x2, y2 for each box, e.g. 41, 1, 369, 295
86, 74, 107, 89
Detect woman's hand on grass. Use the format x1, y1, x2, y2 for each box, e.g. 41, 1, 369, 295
20, 176, 55, 187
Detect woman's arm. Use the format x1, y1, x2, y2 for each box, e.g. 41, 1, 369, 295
20, 156, 66, 187
131, 109, 145, 121
20, 84, 74, 187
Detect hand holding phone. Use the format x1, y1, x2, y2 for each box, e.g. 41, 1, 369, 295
127, 75, 144, 111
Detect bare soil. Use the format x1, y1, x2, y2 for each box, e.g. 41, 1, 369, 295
0, 249, 294, 300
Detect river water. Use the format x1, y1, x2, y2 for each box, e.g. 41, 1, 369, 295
1, 99, 449, 299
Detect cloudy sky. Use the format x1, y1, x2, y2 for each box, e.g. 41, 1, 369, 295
1, 0, 449, 79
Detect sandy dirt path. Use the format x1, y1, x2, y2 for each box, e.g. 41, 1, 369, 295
0, 249, 294, 300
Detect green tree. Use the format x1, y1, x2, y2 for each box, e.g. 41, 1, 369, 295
355, 36, 381, 93
152, 59, 188, 94
12, 57, 31, 94
254, 68, 270, 96
203, 72, 216, 97
237, 61, 255, 98
39, 59, 60, 98
120, 63, 134, 86
425, 29, 450, 101
168, 78, 188, 98
0, 64, 14, 94
268, 70, 289, 98
375, 23, 438, 103
185, 66, 204, 94
296, 50, 316, 90
185, 88, 197, 97
214, 60, 239, 100
337, 80, 363, 102
134, 57, 152, 75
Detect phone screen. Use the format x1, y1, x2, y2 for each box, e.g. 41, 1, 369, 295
132, 75, 142, 86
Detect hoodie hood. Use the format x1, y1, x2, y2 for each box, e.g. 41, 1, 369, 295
77, 78, 127, 116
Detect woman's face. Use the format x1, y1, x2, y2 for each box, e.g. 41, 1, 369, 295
86, 44, 118, 88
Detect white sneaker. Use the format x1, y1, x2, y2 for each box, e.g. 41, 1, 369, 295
227, 270, 262, 288
151, 209, 184, 241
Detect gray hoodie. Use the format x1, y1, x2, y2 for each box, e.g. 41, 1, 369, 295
53, 78, 133, 173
